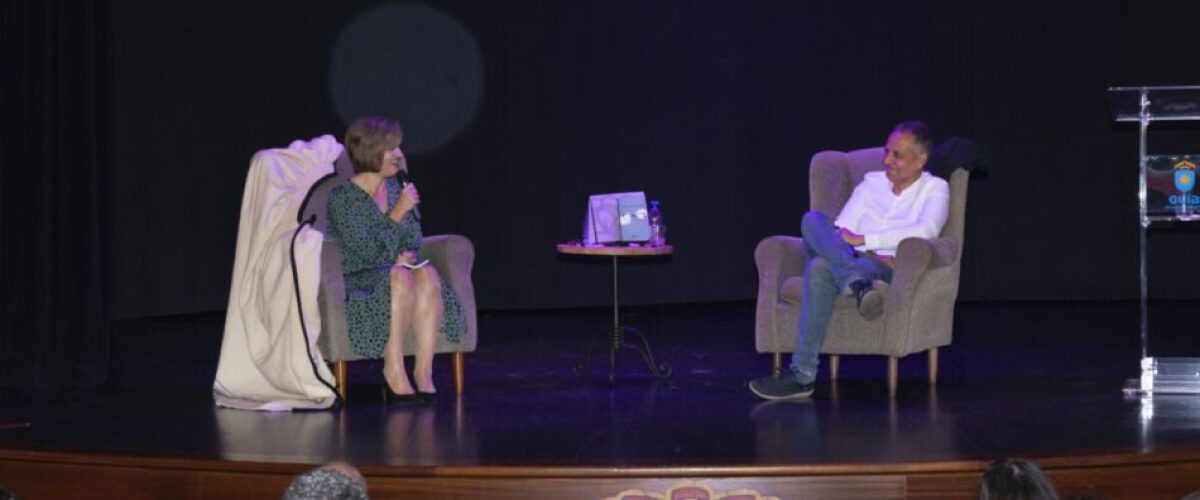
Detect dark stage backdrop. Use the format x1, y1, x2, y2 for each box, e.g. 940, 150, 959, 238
100, 0, 1200, 319
2, 0, 109, 390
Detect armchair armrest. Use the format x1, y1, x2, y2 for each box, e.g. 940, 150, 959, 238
924, 237, 960, 269
755, 235, 810, 292
893, 237, 959, 272
421, 234, 475, 296
885, 236, 960, 311
420, 234, 477, 347
754, 235, 809, 341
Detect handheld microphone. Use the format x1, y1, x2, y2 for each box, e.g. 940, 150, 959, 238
396, 168, 421, 221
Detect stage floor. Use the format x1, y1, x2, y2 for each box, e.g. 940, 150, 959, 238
3, 301, 1200, 498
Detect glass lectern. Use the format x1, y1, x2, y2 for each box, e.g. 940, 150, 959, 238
1109, 85, 1200, 395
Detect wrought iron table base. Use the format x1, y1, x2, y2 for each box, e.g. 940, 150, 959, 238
574, 255, 671, 381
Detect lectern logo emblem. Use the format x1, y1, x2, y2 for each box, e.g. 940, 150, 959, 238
1175, 160, 1196, 193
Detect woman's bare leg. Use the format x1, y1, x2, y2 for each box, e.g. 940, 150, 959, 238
384, 265, 416, 395
411, 266, 443, 394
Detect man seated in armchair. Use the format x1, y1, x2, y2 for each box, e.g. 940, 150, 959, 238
749, 121, 950, 400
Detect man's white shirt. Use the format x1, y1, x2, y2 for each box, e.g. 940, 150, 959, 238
833, 171, 950, 257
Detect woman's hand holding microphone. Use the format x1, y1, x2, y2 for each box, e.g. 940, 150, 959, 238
389, 180, 420, 222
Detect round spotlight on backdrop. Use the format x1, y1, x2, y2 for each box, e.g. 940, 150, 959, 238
329, 3, 483, 154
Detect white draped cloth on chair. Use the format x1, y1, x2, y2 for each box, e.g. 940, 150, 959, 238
213, 135, 342, 411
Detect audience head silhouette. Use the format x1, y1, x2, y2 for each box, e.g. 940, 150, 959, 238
978, 458, 1059, 500
283, 461, 369, 500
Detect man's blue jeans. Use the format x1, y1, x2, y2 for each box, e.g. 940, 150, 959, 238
789, 211, 893, 384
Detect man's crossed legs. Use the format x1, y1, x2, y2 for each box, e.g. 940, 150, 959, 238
749, 211, 893, 400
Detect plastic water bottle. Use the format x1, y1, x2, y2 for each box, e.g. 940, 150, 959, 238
648, 200, 664, 246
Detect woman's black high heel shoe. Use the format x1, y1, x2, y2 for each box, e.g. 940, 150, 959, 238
381, 381, 423, 405
417, 391, 437, 404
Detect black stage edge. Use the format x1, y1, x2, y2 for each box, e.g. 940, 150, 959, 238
3, 301, 1200, 499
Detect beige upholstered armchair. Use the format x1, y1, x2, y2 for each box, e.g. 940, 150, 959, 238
754, 147, 969, 395
305, 152, 478, 401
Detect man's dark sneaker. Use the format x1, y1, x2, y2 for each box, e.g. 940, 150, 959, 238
849, 279, 884, 320
749, 370, 815, 400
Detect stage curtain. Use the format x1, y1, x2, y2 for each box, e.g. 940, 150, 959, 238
0, 0, 110, 392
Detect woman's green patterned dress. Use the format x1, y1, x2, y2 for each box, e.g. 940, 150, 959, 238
326, 177, 465, 358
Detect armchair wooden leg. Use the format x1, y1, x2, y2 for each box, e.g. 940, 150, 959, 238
887, 356, 898, 397
453, 352, 465, 396
772, 353, 782, 375
928, 348, 939, 384
334, 361, 348, 402
830, 355, 840, 381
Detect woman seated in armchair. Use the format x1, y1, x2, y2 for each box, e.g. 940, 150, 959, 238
326, 116, 465, 404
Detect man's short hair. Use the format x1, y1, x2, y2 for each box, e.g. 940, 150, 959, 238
892, 120, 934, 155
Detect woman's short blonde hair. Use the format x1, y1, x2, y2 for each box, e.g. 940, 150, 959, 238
344, 117, 404, 174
